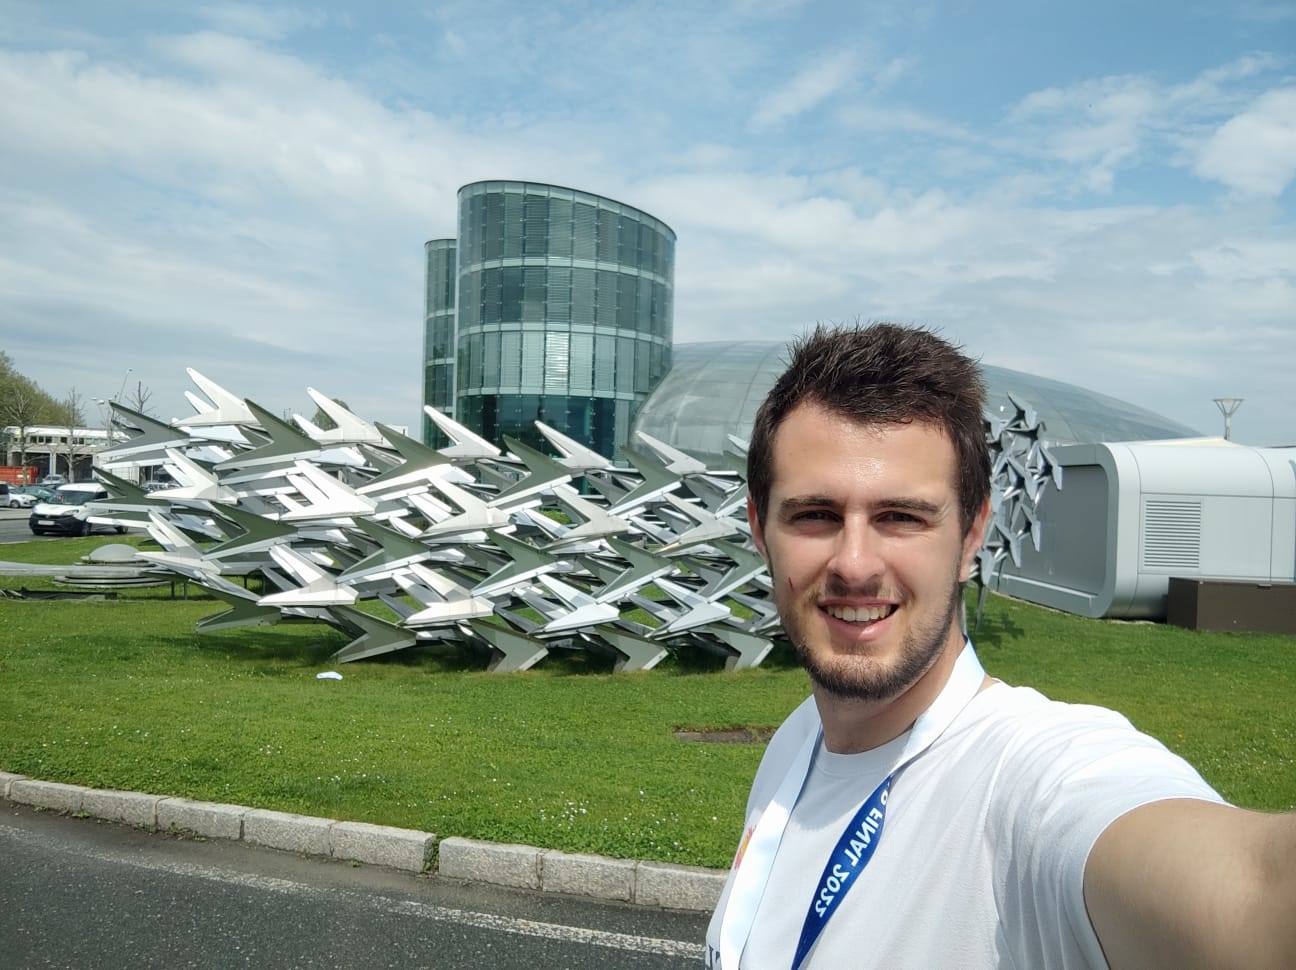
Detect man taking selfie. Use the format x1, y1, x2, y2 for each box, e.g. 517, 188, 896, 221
705, 323, 1295, 969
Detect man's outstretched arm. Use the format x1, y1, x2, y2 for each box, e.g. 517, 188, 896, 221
1085, 798, 1296, 970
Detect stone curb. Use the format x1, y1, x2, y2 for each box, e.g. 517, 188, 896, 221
0, 774, 727, 911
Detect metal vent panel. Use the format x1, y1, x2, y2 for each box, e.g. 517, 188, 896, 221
1142, 499, 1202, 570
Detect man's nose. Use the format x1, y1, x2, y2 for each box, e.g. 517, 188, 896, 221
826, 517, 885, 590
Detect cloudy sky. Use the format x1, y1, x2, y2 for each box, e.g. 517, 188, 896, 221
1, 0, 1292, 444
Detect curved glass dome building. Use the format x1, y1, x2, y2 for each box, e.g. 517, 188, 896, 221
451, 181, 675, 456
632, 341, 1200, 464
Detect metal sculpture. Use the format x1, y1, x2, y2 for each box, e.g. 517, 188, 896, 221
86, 371, 774, 673
81, 371, 1055, 670
972, 392, 1062, 630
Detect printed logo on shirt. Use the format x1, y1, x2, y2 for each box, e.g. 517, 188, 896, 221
732, 824, 754, 869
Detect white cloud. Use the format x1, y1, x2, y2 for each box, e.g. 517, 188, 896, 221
199, 4, 328, 40
0, 20, 1291, 445
751, 50, 860, 128
1195, 87, 1296, 195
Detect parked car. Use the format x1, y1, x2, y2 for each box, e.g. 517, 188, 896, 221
29, 483, 126, 536
17, 485, 56, 502
5, 487, 38, 509
39, 474, 68, 487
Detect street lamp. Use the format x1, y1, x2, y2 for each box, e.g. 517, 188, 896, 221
91, 396, 119, 478
1213, 398, 1243, 441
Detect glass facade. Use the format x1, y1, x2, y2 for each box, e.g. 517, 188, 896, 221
453, 181, 674, 457
423, 238, 456, 443
632, 341, 1202, 465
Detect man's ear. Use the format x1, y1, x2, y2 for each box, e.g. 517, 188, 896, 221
747, 494, 768, 562
958, 497, 991, 583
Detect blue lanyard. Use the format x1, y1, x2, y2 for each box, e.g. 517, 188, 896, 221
790, 771, 893, 970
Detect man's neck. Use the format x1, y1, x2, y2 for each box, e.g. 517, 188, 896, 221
813, 632, 968, 754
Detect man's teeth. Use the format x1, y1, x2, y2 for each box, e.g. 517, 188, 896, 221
825, 605, 894, 623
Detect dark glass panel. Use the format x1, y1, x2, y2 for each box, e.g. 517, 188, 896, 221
500, 331, 522, 387
502, 192, 523, 258
523, 193, 548, 256
616, 337, 635, 393
522, 266, 546, 321
481, 331, 501, 387
573, 203, 597, 259
596, 209, 617, 262
616, 273, 637, 330
482, 267, 502, 325
548, 197, 573, 258
500, 266, 523, 323
546, 266, 571, 324
617, 215, 636, 266
595, 270, 618, 328
483, 193, 503, 261
571, 268, 595, 326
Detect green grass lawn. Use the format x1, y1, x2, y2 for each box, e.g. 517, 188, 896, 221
1, 536, 1292, 868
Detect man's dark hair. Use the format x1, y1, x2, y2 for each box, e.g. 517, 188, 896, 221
747, 322, 990, 534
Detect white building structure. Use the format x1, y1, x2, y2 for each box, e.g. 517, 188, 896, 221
995, 438, 1296, 619
2, 425, 121, 482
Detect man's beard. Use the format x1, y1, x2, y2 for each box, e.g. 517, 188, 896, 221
787, 565, 964, 703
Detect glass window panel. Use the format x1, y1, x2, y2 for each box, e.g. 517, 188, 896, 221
548, 197, 573, 257
501, 266, 523, 322
481, 331, 501, 386
482, 268, 501, 325
522, 266, 546, 321
523, 193, 547, 256
614, 399, 631, 453
596, 270, 618, 328
569, 332, 593, 394
617, 216, 636, 265
637, 223, 654, 274
594, 335, 615, 392
616, 273, 636, 329
616, 337, 635, 392
545, 332, 569, 392
596, 209, 617, 261
521, 332, 544, 388
502, 192, 523, 258
461, 194, 480, 265
635, 338, 650, 393
546, 266, 571, 324
500, 331, 522, 387
637, 274, 652, 333
483, 193, 503, 261
571, 268, 595, 326
573, 203, 597, 260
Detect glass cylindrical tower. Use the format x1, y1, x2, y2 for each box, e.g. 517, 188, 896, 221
422, 238, 457, 443
454, 180, 674, 457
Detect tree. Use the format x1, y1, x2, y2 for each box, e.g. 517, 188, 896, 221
0, 352, 69, 478
124, 380, 154, 416
62, 386, 87, 479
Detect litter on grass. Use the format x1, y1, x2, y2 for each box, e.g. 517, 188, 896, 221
316, 671, 343, 681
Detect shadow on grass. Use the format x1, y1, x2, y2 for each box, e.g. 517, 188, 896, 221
972, 607, 1025, 651
193, 630, 344, 666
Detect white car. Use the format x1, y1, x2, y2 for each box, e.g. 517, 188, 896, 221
6, 490, 38, 509
29, 483, 126, 537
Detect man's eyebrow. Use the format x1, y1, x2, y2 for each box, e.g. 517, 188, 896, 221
776, 496, 944, 516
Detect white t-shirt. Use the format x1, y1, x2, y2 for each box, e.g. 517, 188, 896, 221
705, 676, 1224, 970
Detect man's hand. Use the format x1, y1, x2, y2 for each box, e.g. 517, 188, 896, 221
1085, 799, 1296, 969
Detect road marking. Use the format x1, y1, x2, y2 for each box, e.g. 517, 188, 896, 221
0, 821, 705, 959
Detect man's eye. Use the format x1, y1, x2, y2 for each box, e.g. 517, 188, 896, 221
792, 510, 833, 522
879, 511, 922, 525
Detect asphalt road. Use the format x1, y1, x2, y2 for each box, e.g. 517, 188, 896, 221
0, 803, 709, 969
0, 508, 46, 544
